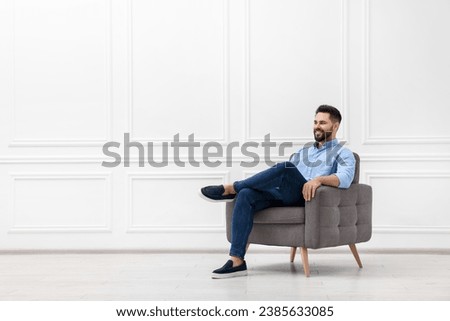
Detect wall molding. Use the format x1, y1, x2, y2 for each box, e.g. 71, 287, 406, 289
365, 170, 450, 234
359, 154, 450, 162
0, 156, 109, 164
373, 226, 450, 234
126, 0, 230, 143
3, 153, 450, 165
9, 172, 112, 233
243, 170, 258, 179
126, 171, 229, 232
9, 0, 113, 147
361, 0, 450, 145
0, 155, 290, 165
244, 0, 349, 144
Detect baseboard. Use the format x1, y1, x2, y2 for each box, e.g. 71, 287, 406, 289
1, 247, 449, 255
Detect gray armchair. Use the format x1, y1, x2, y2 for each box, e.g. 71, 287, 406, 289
226, 153, 372, 277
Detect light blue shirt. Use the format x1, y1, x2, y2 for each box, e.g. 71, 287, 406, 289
290, 139, 355, 189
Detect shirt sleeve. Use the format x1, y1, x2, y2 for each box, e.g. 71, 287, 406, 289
334, 149, 355, 189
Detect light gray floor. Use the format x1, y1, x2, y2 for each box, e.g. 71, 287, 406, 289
0, 250, 449, 300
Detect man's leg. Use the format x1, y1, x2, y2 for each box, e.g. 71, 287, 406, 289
229, 188, 281, 261
209, 162, 307, 278
233, 161, 303, 197
211, 187, 280, 278
200, 161, 300, 202
227, 163, 307, 266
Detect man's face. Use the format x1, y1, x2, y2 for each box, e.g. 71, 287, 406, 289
313, 112, 336, 143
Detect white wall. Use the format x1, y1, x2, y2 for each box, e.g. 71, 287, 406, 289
0, 0, 449, 250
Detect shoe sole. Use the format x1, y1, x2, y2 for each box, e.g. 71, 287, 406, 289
211, 270, 248, 279
198, 190, 235, 203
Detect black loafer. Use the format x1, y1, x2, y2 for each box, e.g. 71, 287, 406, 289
211, 260, 248, 279
199, 185, 236, 202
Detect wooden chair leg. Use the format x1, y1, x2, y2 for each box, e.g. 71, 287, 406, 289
290, 247, 297, 262
349, 244, 363, 268
300, 247, 310, 277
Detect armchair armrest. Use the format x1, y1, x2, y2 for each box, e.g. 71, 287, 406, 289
304, 184, 372, 249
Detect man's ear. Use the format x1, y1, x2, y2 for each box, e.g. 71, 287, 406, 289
333, 122, 340, 132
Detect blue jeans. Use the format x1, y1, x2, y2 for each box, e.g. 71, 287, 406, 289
229, 161, 307, 259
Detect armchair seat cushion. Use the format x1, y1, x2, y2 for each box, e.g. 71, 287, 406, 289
253, 206, 305, 225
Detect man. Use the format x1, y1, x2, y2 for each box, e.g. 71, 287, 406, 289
199, 105, 355, 278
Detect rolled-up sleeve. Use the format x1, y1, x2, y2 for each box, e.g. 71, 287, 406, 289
334, 149, 355, 189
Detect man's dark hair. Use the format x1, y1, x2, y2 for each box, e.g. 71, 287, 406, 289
315, 105, 342, 123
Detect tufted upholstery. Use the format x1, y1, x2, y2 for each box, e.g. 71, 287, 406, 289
225, 152, 372, 276
304, 184, 372, 249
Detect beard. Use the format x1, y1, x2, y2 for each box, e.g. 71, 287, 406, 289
314, 129, 326, 142
314, 129, 332, 143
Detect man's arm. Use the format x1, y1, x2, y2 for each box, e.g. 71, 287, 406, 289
302, 149, 356, 201
302, 175, 339, 202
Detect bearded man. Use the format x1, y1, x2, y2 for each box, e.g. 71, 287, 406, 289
200, 105, 355, 278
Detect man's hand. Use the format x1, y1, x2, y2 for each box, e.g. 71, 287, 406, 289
302, 178, 322, 201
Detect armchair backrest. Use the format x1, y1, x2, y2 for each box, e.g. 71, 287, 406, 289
352, 152, 360, 184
